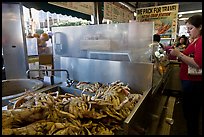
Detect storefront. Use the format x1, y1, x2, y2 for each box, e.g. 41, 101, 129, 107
22, 2, 92, 36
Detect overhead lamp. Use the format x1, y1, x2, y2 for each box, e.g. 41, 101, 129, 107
178, 10, 202, 15
179, 17, 188, 21
134, 12, 137, 17
118, 2, 135, 11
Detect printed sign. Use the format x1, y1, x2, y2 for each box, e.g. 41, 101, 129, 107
136, 3, 179, 39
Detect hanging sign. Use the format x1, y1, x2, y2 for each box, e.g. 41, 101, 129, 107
104, 2, 133, 23
136, 3, 179, 39
104, 2, 112, 20
48, 2, 94, 15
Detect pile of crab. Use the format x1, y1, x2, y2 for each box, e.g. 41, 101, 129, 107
2, 80, 143, 135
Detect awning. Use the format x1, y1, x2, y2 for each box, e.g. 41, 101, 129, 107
21, 2, 91, 21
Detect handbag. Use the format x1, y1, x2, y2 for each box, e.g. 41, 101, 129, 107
187, 43, 202, 75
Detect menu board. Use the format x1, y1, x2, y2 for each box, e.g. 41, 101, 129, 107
123, 10, 130, 23
111, 4, 120, 22
136, 3, 179, 39
49, 2, 133, 23
104, 2, 133, 23
103, 2, 112, 20
127, 11, 134, 22
48, 2, 94, 15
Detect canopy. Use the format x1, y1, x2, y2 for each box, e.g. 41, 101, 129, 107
21, 2, 91, 21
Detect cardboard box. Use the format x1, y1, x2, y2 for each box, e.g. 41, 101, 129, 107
39, 54, 53, 65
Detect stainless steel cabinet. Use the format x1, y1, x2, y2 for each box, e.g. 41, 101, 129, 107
2, 3, 28, 79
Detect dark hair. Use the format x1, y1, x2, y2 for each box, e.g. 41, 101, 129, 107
153, 34, 161, 42
153, 34, 165, 49
179, 35, 188, 44
176, 35, 189, 47
185, 14, 202, 35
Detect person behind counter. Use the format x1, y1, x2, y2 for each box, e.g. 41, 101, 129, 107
33, 33, 49, 54
170, 14, 202, 135
153, 34, 165, 49
165, 35, 188, 61
176, 35, 188, 51
152, 34, 166, 59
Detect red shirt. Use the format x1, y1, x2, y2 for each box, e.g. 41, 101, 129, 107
180, 36, 202, 81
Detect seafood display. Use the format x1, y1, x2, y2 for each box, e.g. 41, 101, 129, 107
75, 82, 102, 93
2, 81, 143, 135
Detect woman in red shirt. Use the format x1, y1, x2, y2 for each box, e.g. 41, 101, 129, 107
170, 14, 202, 135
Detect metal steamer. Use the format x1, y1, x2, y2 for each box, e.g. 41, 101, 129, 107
50, 22, 154, 134
3, 19, 155, 134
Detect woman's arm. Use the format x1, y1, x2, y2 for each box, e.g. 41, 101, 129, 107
170, 48, 200, 69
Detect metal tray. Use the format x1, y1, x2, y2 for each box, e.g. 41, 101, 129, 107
2, 83, 151, 135
2, 79, 43, 101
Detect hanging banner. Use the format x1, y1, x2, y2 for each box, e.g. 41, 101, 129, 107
136, 3, 179, 39
48, 2, 94, 15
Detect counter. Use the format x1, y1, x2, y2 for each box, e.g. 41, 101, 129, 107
2, 60, 176, 135
165, 60, 182, 92
144, 61, 179, 135
145, 64, 171, 134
